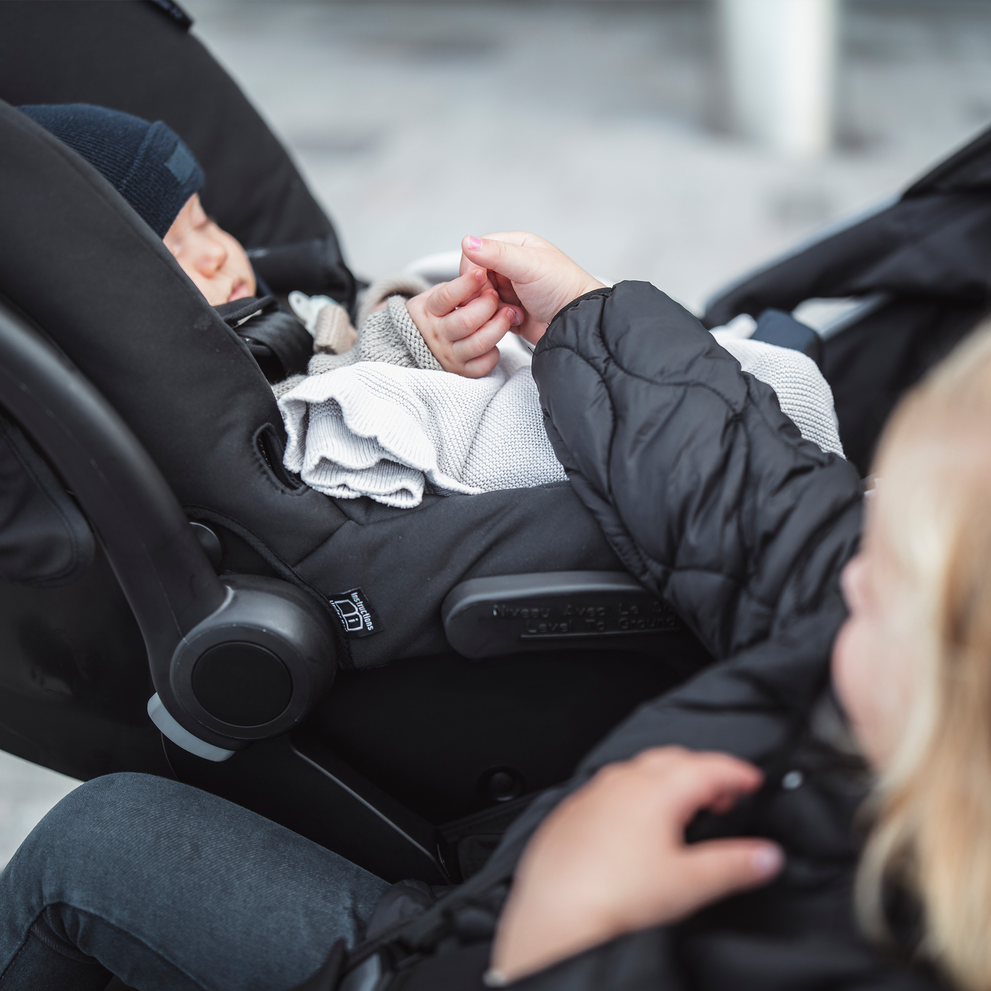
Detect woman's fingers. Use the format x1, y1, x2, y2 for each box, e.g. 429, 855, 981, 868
492, 271, 524, 307
625, 748, 764, 825
462, 233, 606, 328
491, 746, 783, 982
462, 234, 539, 285
679, 839, 784, 912
671, 753, 764, 823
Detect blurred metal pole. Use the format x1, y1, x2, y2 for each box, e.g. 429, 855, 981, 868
718, 0, 838, 158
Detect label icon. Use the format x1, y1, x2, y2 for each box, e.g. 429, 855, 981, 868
328, 588, 380, 638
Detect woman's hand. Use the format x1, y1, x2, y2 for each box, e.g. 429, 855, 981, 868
490, 747, 784, 982
460, 233, 606, 345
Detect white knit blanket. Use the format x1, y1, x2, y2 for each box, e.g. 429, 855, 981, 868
279, 335, 843, 509
279, 343, 567, 508
716, 336, 844, 458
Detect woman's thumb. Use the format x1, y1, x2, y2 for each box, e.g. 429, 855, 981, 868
684, 840, 783, 907
462, 235, 533, 283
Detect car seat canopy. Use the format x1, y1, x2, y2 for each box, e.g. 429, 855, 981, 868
0, 100, 346, 555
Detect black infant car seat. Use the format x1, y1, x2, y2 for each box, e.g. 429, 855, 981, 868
0, 1, 710, 885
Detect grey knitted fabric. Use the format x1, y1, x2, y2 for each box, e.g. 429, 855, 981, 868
271, 296, 441, 400
273, 373, 305, 400
356, 273, 431, 330
719, 337, 844, 457
308, 296, 442, 375
278, 341, 565, 508
272, 276, 434, 400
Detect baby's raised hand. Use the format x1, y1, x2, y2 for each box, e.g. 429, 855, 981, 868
406, 268, 522, 378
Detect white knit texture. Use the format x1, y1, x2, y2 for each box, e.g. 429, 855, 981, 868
279, 345, 566, 509
718, 337, 844, 457
279, 332, 842, 509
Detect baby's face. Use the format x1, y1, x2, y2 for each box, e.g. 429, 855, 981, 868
163, 193, 256, 306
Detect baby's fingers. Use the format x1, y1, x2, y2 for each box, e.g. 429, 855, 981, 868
455, 307, 518, 379
438, 288, 501, 342
425, 268, 489, 317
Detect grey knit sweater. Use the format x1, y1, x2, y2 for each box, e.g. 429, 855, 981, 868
275, 284, 844, 508
274, 275, 436, 399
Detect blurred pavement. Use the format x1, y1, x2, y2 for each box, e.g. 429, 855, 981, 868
3, 0, 991, 866
0, 751, 77, 869
186, 0, 991, 313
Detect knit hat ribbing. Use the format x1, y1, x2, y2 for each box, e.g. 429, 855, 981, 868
18, 103, 204, 238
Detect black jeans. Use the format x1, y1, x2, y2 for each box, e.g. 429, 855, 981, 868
0, 773, 389, 990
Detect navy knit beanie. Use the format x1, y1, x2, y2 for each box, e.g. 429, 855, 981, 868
19, 103, 204, 238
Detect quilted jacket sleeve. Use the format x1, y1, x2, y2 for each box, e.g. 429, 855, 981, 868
531, 281, 863, 661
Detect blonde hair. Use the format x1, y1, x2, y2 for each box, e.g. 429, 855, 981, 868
857, 320, 991, 991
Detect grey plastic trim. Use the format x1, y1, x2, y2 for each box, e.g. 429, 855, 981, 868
791, 293, 891, 340
147, 693, 235, 762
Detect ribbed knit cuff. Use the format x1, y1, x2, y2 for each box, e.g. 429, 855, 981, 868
356, 273, 431, 329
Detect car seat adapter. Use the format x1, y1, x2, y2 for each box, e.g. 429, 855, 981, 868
150, 574, 337, 761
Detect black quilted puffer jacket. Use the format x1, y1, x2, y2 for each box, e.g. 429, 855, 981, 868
332, 282, 943, 991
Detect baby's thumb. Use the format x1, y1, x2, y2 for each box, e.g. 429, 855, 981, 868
683, 840, 783, 910
462, 235, 533, 284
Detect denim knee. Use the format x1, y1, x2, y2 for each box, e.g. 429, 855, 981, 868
10, 772, 176, 873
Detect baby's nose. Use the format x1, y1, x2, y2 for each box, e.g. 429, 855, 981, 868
198, 235, 228, 275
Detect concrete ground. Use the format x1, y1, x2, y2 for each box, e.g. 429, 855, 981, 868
188, 0, 991, 313
0, 752, 77, 868
3, 0, 991, 866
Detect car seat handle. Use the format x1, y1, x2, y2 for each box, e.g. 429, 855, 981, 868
442, 572, 683, 658
0, 300, 224, 641
0, 299, 335, 759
